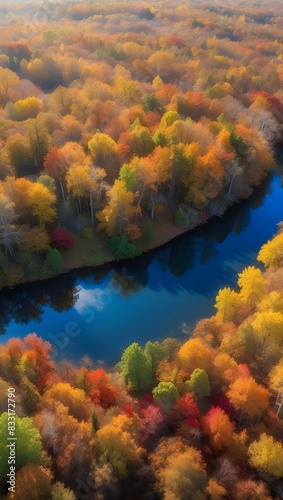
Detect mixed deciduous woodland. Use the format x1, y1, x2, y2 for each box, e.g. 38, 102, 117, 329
1, 0, 283, 498
1, 230, 283, 498
0, 0, 282, 289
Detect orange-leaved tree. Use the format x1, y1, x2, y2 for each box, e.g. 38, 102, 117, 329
202, 406, 234, 451
227, 376, 270, 425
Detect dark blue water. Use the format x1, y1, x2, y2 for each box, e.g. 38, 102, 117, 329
1, 172, 282, 365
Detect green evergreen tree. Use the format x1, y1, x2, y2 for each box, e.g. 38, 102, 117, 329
152, 382, 178, 413
145, 341, 166, 381
119, 163, 136, 192
142, 93, 162, 113
118, 342, 152, 391
185, 368, 211, 398
0, 412, 44, 479
110, 234, 140, 259
46, 248, 62, 273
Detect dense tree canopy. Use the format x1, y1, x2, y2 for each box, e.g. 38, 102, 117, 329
0, 0, 283, 497
0, 0, 281, 289
0, 225, 283, 496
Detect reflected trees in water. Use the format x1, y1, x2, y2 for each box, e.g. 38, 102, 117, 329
0, 274, 78, 334
0, 173, 278, 336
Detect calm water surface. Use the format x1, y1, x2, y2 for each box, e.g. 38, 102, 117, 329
1, 172, 282, 365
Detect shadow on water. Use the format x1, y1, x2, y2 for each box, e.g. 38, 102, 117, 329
0, 273, 79, 334
0, 171, 281, 362
131, 172, 272, 295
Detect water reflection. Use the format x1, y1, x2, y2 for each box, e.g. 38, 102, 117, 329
0, 173, 281, 352
0, 286, 44, 334
157, 236, 196, 278
74, 286, 111, 315
43, 274, 80, 312
0, 274, 78, 334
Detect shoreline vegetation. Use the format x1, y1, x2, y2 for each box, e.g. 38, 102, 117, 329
0, 165, 279, 292
0, 0, 283, 290
1, 1, 283, 498
1, 228, 283, 498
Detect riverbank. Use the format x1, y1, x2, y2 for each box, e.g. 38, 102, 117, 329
61, 153, 283, 278
0, 205, 205, 292
0, 174, 269, 292
1, 170, 282, 359
2, 149, 283, 294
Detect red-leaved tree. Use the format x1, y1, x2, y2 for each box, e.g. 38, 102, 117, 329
50, 227, 76, 249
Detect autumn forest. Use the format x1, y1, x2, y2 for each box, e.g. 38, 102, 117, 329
0, 0, 283, 498
0, 0, 282, 287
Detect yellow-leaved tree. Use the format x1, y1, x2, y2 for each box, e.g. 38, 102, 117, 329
237, 266, 266, 308
95, 414, 143, 477
178, 338, 213, 373
214, 287, 243, 324
248, 433, 283, 479
269, 361, 283, 394
88, 132, 117, 166
257, 232, 283, 269
13, 96, 43, 120
97, 179, 135, 236
155, 446, 208, 500
251, 310, 283, 352
28, 182, 57, 225
258, 291, 283, 314
66, 163, 91, 214
115, 76, 141, 105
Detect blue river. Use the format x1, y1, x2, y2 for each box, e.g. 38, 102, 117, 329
0, 169, 282, 366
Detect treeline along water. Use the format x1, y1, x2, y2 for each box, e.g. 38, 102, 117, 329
0, 168, 282, 365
